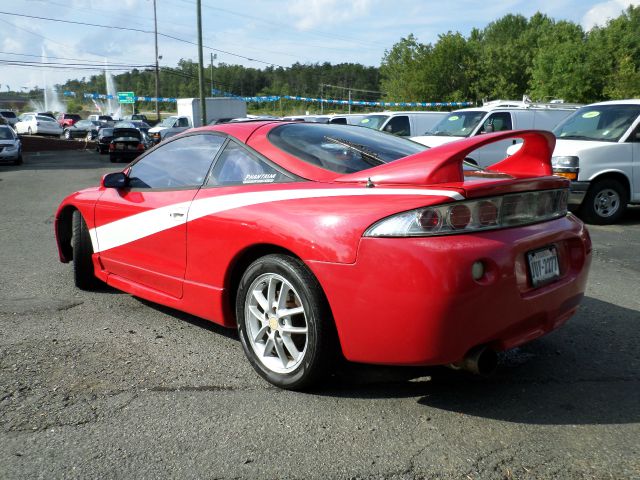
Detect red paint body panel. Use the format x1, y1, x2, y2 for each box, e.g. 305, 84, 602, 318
54, 125, 592, 369
307, 214, 590, 365
94, 189, 199, 297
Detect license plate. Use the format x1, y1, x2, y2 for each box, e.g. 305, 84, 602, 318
116, 144, 124, 150
527, 246, 560, 287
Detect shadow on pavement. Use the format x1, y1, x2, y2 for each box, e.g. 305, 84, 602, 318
319, 296, 640, 425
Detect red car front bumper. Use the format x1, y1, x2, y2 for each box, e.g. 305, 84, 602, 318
308, 214, 591, 366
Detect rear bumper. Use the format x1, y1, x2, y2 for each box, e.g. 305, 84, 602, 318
308, 214, 591, 366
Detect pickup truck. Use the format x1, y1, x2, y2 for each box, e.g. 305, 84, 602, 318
57, 113, 82, 128
148, 115, 191, 144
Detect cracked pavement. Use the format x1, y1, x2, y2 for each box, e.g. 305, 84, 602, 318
1, 151, 639, 479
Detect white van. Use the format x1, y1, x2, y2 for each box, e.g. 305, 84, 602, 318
411, 101, 577, 166
543, 100, 640, 224
358, 111, 448, 137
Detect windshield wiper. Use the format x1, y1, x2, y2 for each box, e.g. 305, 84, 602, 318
556, 135, 599, 141
431, 131, 454, 136
323, 136, 385, 167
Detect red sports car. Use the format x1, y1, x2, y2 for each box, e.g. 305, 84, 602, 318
55, 121, 591, 389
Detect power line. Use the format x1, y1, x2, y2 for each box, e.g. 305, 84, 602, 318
0, 10, 286, 68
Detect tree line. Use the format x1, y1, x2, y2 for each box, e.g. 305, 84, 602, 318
11, 6, 638, 114
380, 6, 639, 104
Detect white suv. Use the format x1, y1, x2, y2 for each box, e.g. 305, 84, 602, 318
549, 100, 640, 224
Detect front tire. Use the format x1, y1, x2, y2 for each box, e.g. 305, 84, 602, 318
71, 210, 98, 290
579, 178, 628, 225
236, 254, 335, 390
64, 129, 71, 140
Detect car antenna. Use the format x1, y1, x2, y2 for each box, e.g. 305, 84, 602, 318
366, 177, 375, 188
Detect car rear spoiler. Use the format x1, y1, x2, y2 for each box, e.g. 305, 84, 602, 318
334, 130, 555, 185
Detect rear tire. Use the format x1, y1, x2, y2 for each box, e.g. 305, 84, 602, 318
14, 153, 22, 166
236, 254, 336, 390
64, 129, 71, 140
579, 178, 628, 225
71, 210, 98, 290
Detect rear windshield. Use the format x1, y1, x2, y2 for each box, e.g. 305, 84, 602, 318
268, 123, 427, 174
66, 114, 81, 120
113, 128, 141, 139
36, 115, 57, 122
100, 128, 114, 136
1, 111, 17, 118
553, 104, 640, 142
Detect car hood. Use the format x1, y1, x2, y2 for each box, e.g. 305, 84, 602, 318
409, 135, 463, 147
552, 138, 615, 156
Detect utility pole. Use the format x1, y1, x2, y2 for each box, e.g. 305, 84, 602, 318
210, 52, 214, 95
348, 89, 352, 114
153, 0, 160, 122
196, 0, 206, 127
320, 84, 324, 114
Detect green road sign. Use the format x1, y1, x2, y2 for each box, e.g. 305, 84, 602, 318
117, 91, 135, 104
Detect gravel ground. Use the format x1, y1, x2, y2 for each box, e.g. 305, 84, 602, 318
0, 151, 639, 479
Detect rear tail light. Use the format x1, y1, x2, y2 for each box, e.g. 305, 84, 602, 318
137, 143, 144, 151
364, 189, 569, 237
109, 143, 115, 151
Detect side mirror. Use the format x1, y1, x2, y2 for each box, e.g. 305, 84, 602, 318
102, 172, 128, 189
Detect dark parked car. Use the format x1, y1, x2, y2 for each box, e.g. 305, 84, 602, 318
123, 114, 149, 122
95, 127, 114, 154
114, 120, 151, 134
109, 128, 145, 163
63, 120, 101, 140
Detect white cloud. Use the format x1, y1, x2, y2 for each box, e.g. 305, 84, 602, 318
581, 0, 639, 30
289, 0, 372, 31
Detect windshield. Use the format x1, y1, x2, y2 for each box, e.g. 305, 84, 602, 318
159, 117, 176, 127
268, 123, 427, 174
553, 104, 640, 142
0, 127, 15, 139
1, 111, 17, 118
36, 115, 56, 122
425, 111, 487, 137
358, 115, 390, 130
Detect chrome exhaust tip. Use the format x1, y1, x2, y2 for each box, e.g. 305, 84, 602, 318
454, 346, 498, 376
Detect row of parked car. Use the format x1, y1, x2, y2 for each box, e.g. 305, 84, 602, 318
2, 98, 639, 223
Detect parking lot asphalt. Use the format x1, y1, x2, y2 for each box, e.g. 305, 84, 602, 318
1, 151, 639, 479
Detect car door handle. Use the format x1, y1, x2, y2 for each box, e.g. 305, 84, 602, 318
169, 206, 188, 220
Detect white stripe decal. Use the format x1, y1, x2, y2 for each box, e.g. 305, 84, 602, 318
90, 187, 464, 253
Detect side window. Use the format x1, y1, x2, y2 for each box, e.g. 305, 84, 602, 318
330, 118, 347, 125
128, 134, 224, 189
207, 141, 292, 186
480, 112, 513, 133
383, 116, 410, 136
177, 118, 189, 127
629, 123, 640, 143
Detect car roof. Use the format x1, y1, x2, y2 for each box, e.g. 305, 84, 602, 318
584, 99, 640, 107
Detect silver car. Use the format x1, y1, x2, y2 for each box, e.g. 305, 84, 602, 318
0, 125, 22, 165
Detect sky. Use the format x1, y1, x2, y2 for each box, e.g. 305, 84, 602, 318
0, 0, 638, 96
